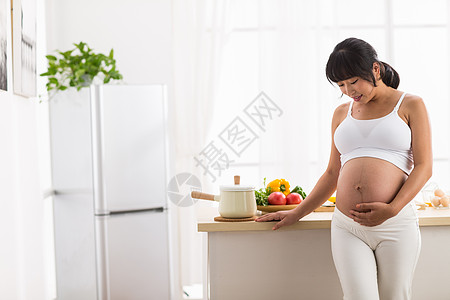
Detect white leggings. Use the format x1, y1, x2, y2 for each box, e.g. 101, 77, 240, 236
331, 202, 421, 300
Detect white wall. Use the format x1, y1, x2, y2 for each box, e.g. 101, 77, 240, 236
0, 0, 55, 299
0, 90, 20, 299
45, 0, 173, 86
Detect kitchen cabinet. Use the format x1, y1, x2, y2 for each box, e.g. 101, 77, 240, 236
198, 208, 450, 300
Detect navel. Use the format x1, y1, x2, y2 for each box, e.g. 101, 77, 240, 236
354, 184, 363, 192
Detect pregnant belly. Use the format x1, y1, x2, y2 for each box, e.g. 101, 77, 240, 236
336, 157, 408, 218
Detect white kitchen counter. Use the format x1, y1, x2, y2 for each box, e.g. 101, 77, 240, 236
198, 206, 450, 232
198, 207, 450, 300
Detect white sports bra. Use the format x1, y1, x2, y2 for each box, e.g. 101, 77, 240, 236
334, 92, 413, 175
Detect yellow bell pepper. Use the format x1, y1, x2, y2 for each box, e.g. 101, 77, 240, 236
267, 179, 290, 196
267, 179, 280, 193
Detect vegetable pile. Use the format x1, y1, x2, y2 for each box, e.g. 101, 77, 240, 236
255, 178, 307, 206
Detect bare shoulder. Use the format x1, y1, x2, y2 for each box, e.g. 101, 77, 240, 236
400, 93, 428, 123
331, 102, 350, 130
336, 101, 350, 112
402, 94, 427, 111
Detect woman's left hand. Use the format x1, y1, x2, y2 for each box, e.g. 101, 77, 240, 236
349, 202, 396, 226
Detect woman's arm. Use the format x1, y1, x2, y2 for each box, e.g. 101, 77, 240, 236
255, 104, 346, 230
351, 95, 432, 225
391, 96, 433, 212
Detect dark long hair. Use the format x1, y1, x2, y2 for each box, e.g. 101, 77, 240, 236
326, 38, 400, 89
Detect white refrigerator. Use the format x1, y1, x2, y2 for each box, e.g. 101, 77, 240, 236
50, 85, 171, 300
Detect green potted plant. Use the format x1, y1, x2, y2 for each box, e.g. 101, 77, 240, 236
40, 41, 123, 99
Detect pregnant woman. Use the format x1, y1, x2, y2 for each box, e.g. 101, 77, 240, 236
256, 38, 432, 300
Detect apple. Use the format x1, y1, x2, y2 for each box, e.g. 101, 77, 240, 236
286, 192, 302, 205
268, 192, 286, 205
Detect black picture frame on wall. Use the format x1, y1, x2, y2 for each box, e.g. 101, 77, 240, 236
0, 0, 7, 91
11, 0, 36, 97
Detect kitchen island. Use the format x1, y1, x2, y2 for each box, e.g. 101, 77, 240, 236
198, 207, 450, 300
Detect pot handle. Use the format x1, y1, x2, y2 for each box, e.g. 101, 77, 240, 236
191, 191, 217, 201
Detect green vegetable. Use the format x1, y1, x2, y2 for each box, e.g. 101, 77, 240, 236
254, 177, 271, 206
290, 185, 307, 200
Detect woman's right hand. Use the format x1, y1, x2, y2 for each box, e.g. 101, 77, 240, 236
255, 210, 300, 230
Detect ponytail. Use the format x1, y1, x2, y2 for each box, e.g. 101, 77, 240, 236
380, 61, 400, 89
326, 38, 401, 89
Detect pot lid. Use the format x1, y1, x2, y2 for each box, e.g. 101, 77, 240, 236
220, 185, 255, 192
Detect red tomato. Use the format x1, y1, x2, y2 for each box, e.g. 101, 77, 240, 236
286, 192, 302, 205
268, 192, 286, 205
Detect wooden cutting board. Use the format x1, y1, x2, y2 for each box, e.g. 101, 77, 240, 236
257, 205, 298, 212
257, 204, 335, 213
214, 216, 257, 222
313, 206, 335, 212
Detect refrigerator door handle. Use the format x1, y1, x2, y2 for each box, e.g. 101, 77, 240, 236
95, 216, 111, 300
107, 207, 165, 216
91, 86, 111, 299
90, 85, 108, 215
